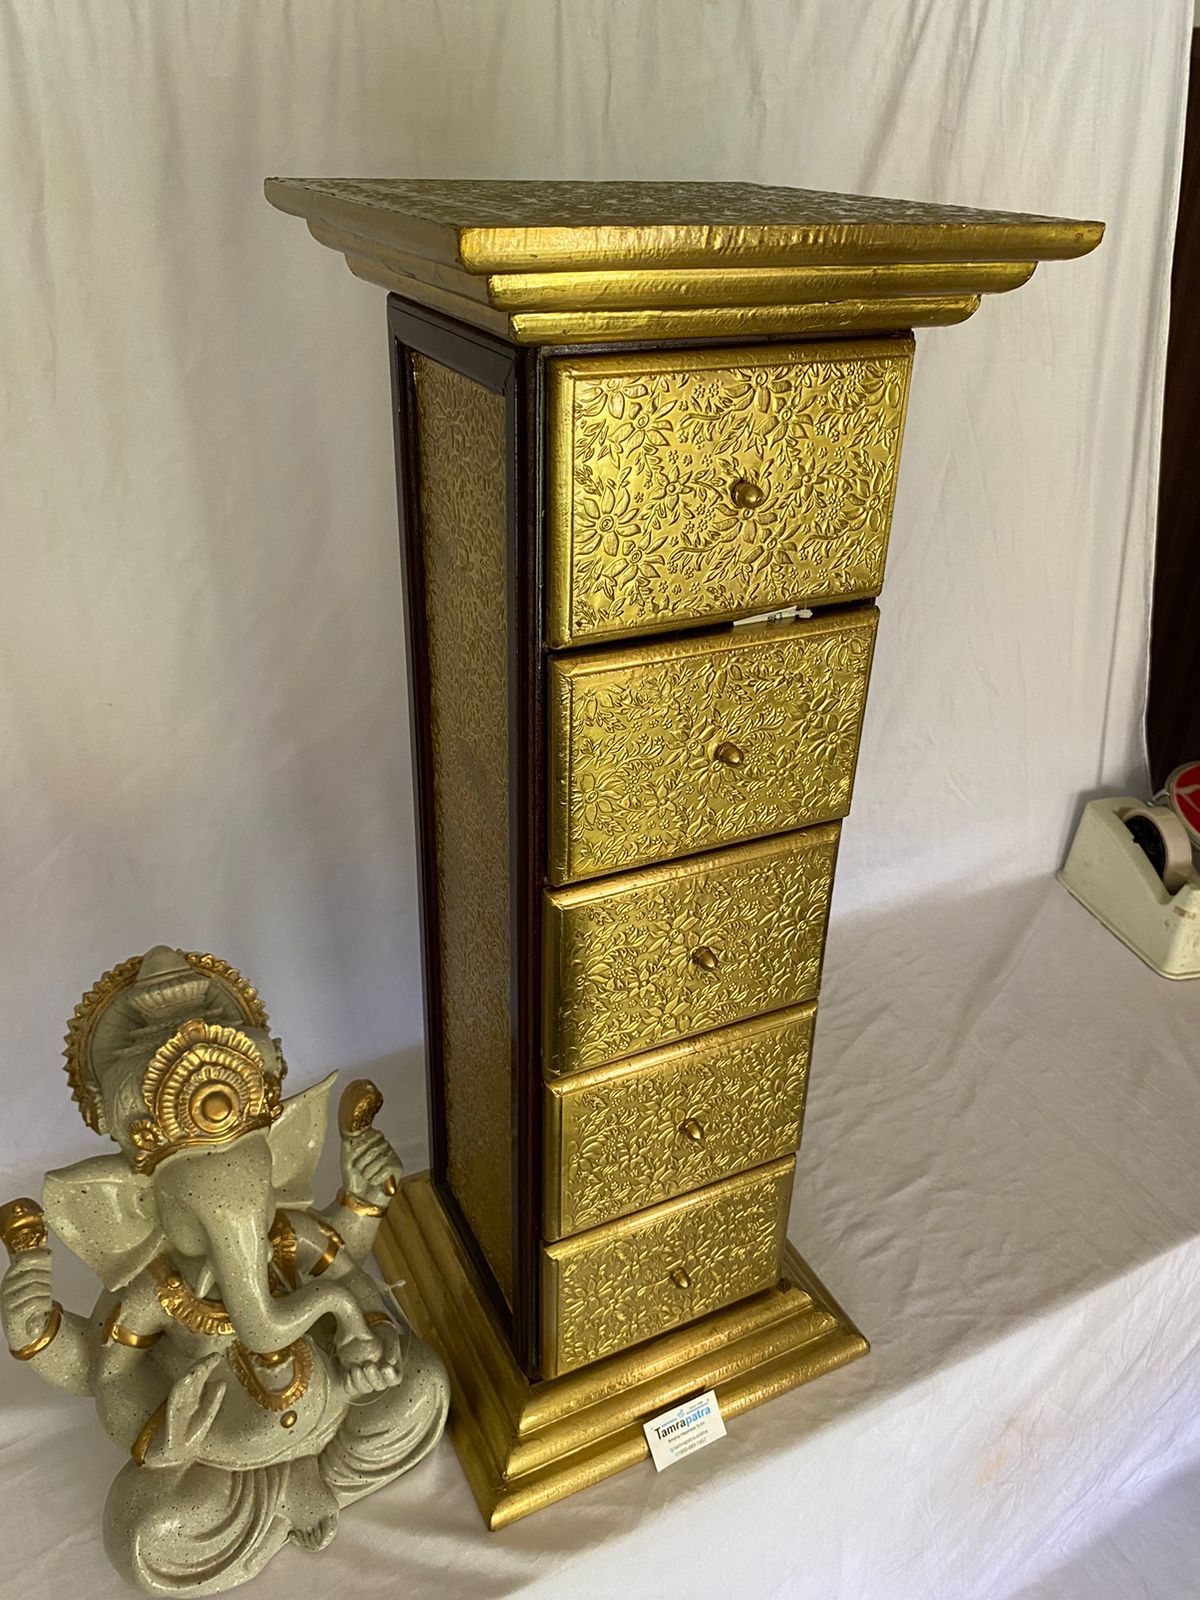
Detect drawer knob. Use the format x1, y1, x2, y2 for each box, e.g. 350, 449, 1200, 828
690, 945, 720, 973
679, 1117, 706, 1144
730, 477, 765, 509
668, 1266, 693, 1290
712, 740, 744, 768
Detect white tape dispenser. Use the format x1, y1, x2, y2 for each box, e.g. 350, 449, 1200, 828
1059, 762, 1200, 978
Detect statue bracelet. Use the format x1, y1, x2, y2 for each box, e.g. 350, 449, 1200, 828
10, 1300, 63, 1360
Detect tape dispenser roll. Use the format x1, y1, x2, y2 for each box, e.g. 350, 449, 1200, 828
1122, 803, 1194, 894
1164, 761, 1200, 849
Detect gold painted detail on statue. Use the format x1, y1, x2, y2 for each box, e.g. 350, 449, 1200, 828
130, 1400, 167, 1465
153, 1260, 235, 1338
101, 1301, 162, 1350
268, 1211, 299, 1289
0, 1197, 48, 1255
337, 1078, 384, 1135
336, 1187, 389, 1219
549, 608, 877, 882
309, 1219, 344, 1278
541, 1157, 794, 1375
544, 1005, 815, 1237
547, 340, 911, 646
154, 1210, 317, 1336
127, 1019, 282, 1174
9, 1300, 63, 1361
63, 951, 269, 1134
544, 828, 838, 1075
228, 1338, 312, 1412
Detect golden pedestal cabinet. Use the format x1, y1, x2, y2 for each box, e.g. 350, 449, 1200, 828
266, 180, 1102, 1526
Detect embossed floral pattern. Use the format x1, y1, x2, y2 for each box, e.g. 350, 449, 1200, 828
544, 830, 838, 1074
550, 611, 875, 881
544, 1162, 791, 1373
550, 1009, 814, 1235
550, 343, 910, 643
277, 177, 1074, 236
414, 357, 513, 1301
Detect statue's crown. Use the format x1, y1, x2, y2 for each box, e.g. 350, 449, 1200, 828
64, 947, 279, 1151
126, 1016, 282, 1172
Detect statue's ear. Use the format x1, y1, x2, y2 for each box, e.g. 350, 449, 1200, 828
43, 1155, 162, 1291
267, 1072, 336, 1208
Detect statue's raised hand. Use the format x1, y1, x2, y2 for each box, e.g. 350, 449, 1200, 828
0, 1197, 59, 1355
1, 1246, 56, 1352
339, 1319, 405, 1399
338, 1079, 402, 1209
340, 1128, 403, 1210
144, 1351, 227, 1468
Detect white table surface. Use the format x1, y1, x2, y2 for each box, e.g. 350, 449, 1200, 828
5, 875, 1200, 1600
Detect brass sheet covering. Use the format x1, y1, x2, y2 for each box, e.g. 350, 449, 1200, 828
543, 1005, 815, 1238
546, 340, 911, 646
540, 1157, 795, 1376
354, 271, 980, 344
549, 609, 878, 882
266, 177, 1103, 269
376, 1173, 869, 1528
265, 179, 1102, 343
412, 356, 513, 1302
544, 827, 839, 1076
492, 260, 1034, 310
310, 221, 1031, 311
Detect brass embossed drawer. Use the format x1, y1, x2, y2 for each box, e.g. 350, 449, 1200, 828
546, 336, 912, 647
541, 1156, 794, 1376
548, 607, 876, 883
543, 1004, 815, 1238
543, 827, 838, 1075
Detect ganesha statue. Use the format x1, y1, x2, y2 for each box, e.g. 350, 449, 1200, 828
0, 946, 448, 1594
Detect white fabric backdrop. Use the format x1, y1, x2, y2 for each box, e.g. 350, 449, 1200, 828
0, 2, 1191, 1597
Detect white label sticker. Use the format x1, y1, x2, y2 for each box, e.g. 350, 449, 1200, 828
733, 605, 812, 627
643, 1389, 726, 1471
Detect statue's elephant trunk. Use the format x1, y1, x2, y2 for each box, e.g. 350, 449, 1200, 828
153, 1134, 369, 1354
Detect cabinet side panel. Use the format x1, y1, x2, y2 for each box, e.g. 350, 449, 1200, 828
412, 353, 514, 1303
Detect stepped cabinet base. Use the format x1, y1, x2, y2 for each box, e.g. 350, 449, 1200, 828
376, 1174, 868, 1529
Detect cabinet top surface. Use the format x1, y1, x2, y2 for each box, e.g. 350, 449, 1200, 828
265, 176, 1101, 270
265, 177, 1102, 344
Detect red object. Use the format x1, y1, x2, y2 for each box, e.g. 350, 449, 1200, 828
1166, 761, 1200, 843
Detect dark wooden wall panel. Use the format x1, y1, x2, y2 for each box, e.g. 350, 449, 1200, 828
1148, 30, 1200, 788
